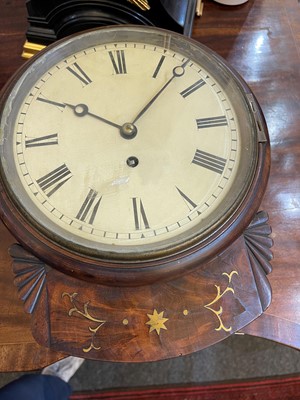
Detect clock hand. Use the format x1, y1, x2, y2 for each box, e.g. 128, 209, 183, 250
132, 59, 190, 125
65, 102, 122, 130
65, 102, 138, 140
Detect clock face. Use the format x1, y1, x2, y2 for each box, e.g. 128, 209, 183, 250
0, 26, 260, 261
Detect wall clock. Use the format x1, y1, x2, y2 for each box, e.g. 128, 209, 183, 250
0, 25, 272, 361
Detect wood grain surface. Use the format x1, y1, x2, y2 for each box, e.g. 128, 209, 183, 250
0, 0, 300, 371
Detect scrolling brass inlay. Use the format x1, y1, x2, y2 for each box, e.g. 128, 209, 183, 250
62, 292, 106, 353
146, 309, 169, 335
204, 271, 238, 332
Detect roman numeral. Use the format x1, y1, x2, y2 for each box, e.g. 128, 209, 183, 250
192, 150, 226, 174
132, 198, 150, 230
108, 50, 127, 74
180, 79, 206, 98
152, 55, 166, 78
76, 189, 102, 225
36, 164, 72, 197
176, 187, 199, 213
25, 133, 58, 148
66, 62, 92, 86
36, 97, 66, 110
196, 116, 228, 129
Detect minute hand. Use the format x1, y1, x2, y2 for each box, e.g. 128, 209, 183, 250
132, 59, 189, 125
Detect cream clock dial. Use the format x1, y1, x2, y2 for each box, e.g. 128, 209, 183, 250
14, 42, 240, 247
0, 26, 267, 282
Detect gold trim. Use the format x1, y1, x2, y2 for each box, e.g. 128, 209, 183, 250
62, 292, 106, 353
196, 0, 204, 17
146, 309, 168, 335
204, 271, 238, 332
127, 0, 150, 11
22, 41, 46, 59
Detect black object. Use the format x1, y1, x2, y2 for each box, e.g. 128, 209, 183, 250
25, 0, 197, 45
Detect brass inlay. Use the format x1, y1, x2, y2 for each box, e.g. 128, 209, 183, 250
62, 292, 106, 353
196, 0, 204, 17
22, 40, 46, 59
204, 271, 238, 332
146, 309, 168, 335
183, 309, 189, 316
123, 318, 129, 325
127, 0, 150, 11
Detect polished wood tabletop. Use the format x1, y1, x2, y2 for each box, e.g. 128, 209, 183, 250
0, 0, 300, 371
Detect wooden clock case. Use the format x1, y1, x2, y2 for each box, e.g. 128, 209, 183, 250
0, 26, 273, 362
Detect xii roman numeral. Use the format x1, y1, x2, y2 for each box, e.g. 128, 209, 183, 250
36, 164, 72, 197
66, 62, 92, 86
76, 189, 102, 225
108, 50, 127, 74
25, 133, 58, 148
192, 150, 226, 174
132, 198, 150, 230
196, 116, 228, 129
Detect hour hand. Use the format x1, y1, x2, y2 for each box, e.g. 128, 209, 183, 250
64, 102, 122, 129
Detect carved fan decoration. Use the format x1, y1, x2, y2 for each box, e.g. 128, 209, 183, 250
244, 210, 273, 310
10, 244, 47, 314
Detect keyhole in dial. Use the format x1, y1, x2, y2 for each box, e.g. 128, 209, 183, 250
127, 156, 139, 168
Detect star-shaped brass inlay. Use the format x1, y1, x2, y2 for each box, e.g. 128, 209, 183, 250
146, 309, 169, 335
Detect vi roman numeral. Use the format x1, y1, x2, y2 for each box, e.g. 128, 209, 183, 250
76, 189, 102, 225
132, 197, 150, 230
196, 116, 228, 129
25, 133, 58, 148
108, 50, 127, 74
66, 62, 92, 86
192, 150, 226, 174
36, 164, 72, 197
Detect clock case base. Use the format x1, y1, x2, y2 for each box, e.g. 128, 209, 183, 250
11, 211, 272, 362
